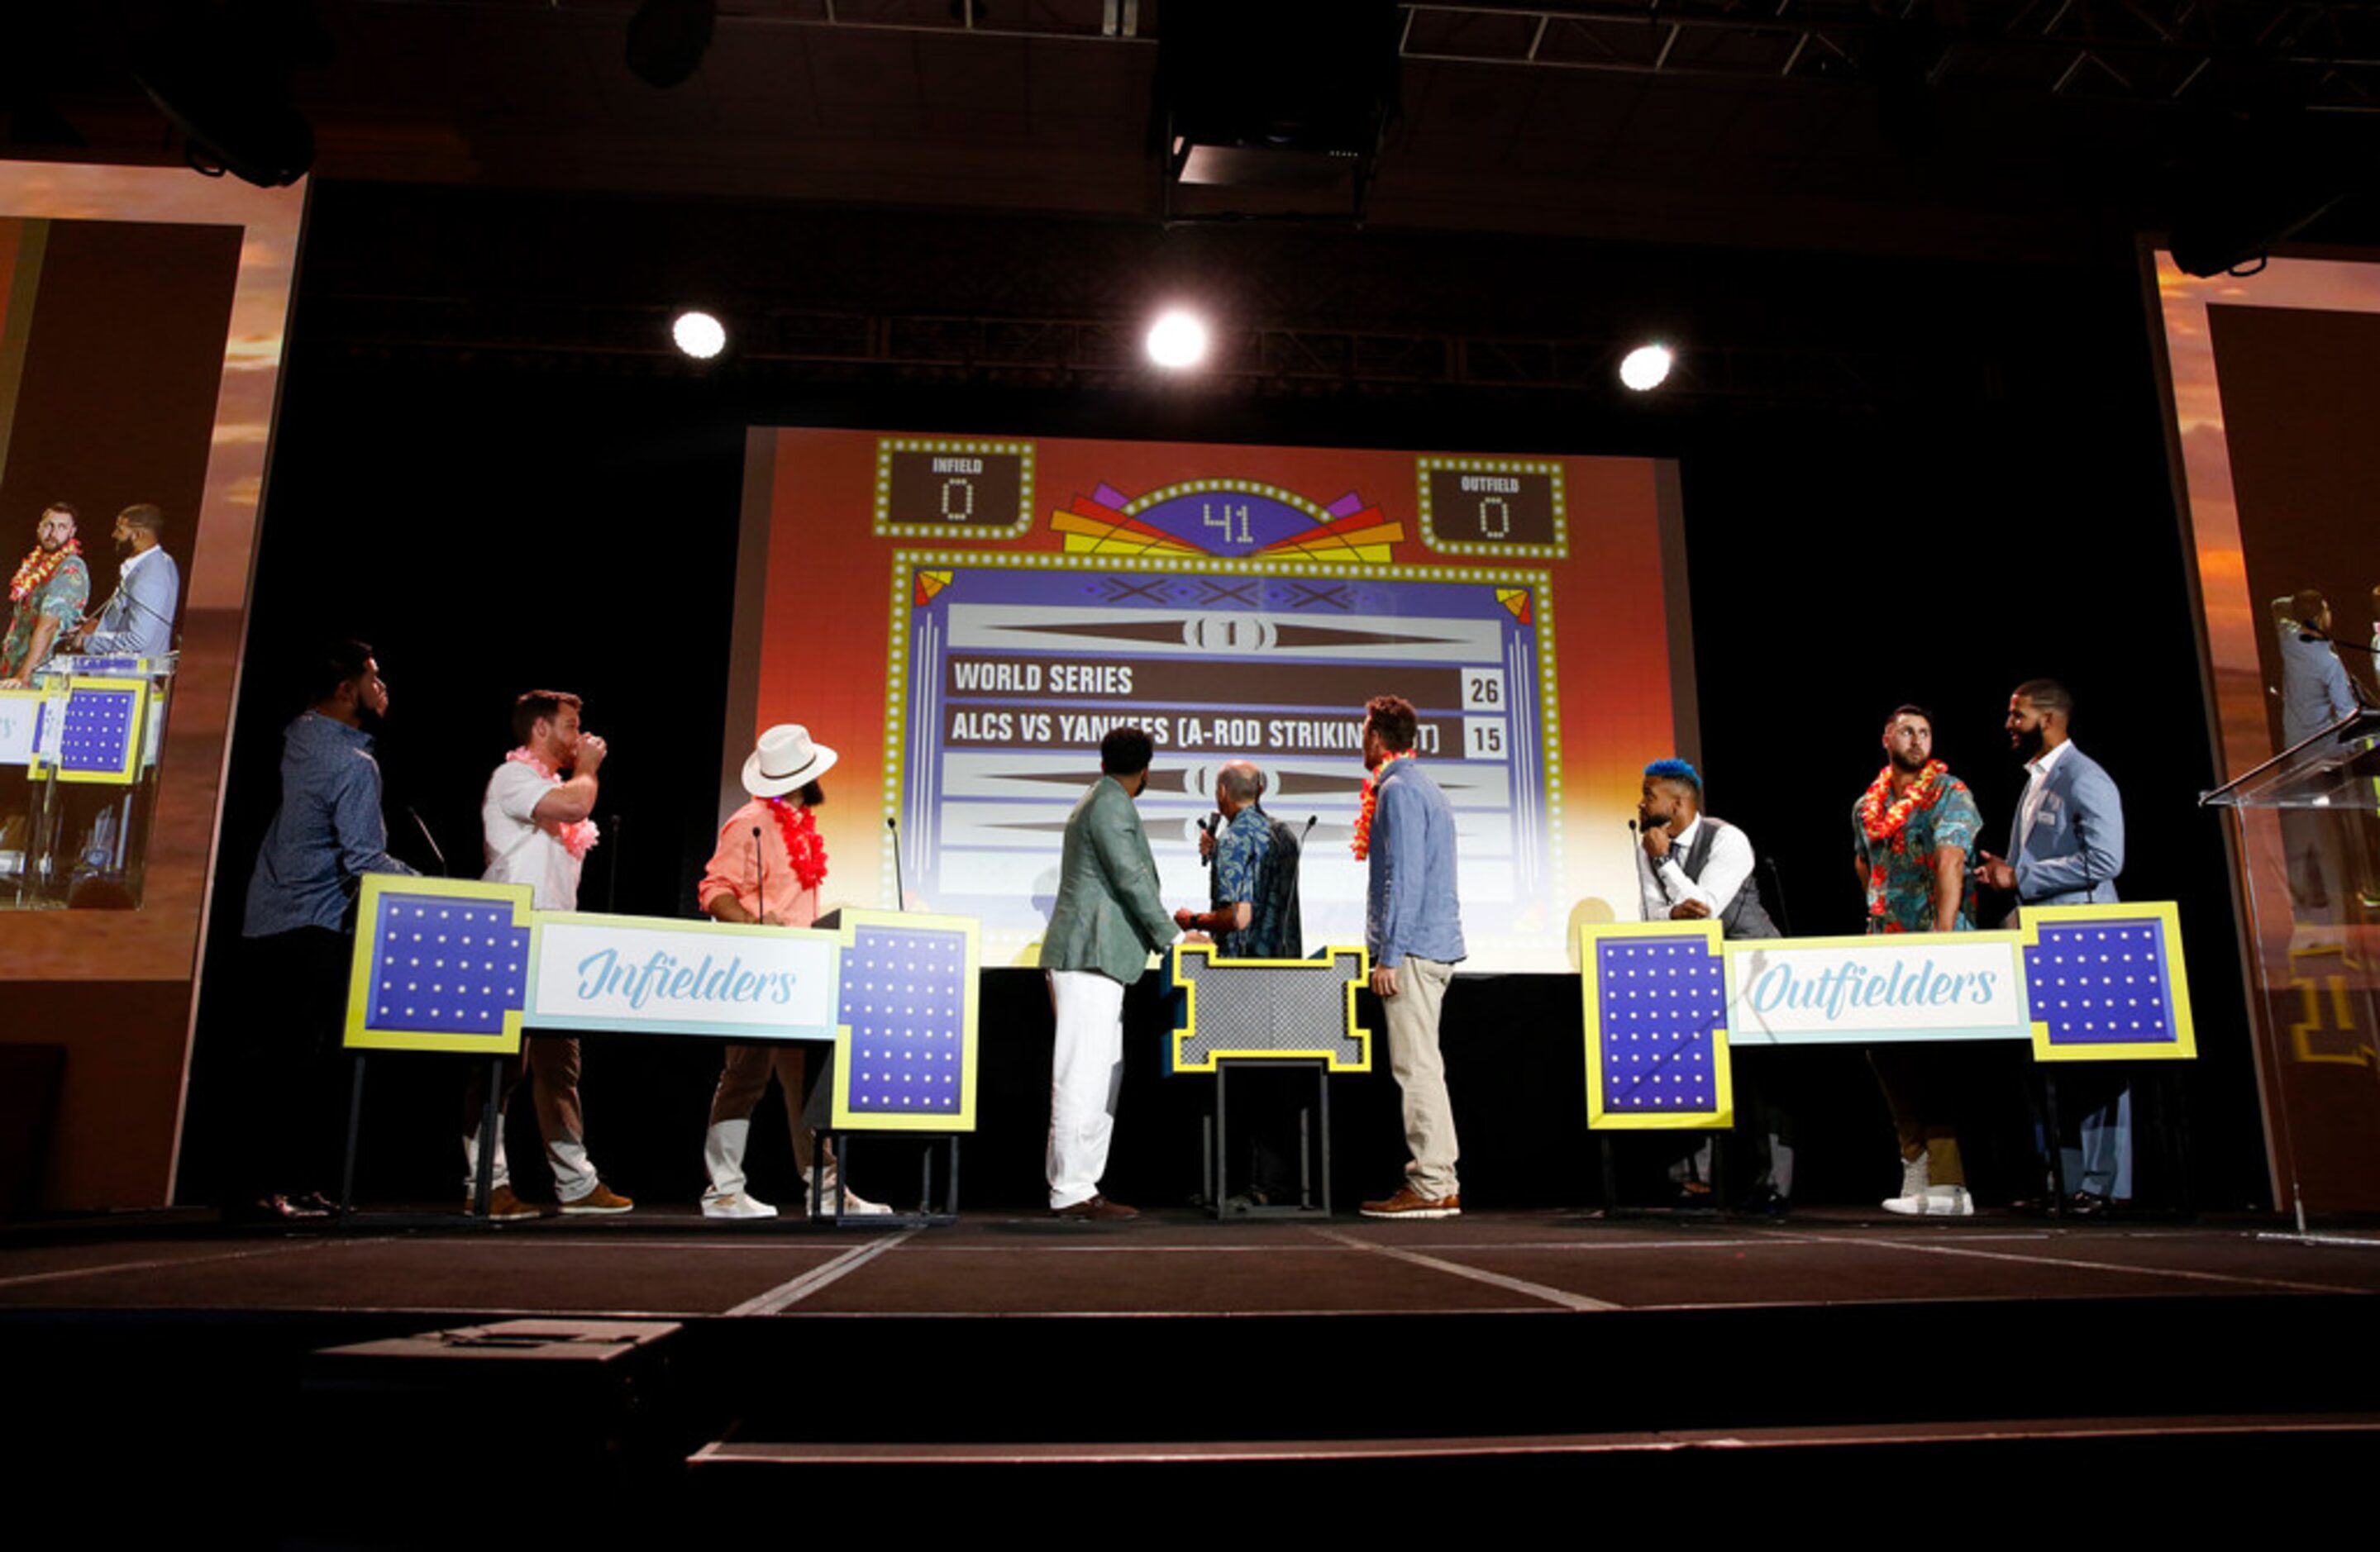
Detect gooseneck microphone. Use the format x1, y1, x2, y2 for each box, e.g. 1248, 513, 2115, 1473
408, 807, 449, 877
886, 814, 907, 912
751, 825, 766, 922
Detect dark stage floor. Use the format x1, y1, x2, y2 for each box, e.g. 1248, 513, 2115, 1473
7, 1207, 2379, 1535
6, 1207, 2378, 1318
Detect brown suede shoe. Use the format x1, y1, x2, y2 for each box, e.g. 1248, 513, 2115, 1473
559, 1181, 635, 1215
1052, 1194, 1139, 1221
465, 1184, 541, 1221
1359, 1185, 1461, 1220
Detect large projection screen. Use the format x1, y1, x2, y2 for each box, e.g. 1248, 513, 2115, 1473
728, 429, 1691, 974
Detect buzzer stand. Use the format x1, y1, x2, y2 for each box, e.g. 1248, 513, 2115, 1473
1167, 942, 1371, 1218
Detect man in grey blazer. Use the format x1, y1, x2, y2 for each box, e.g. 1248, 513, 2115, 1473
1978, 678, 2130, 1212
1040, 725, 1194, 1219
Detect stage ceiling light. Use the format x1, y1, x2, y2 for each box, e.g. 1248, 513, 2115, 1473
1145, 310, 1210, 369
672, 310, 727, 359
1619, 344, 1673, 392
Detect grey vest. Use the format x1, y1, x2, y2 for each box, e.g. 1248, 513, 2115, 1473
1681, 816, 1781, 940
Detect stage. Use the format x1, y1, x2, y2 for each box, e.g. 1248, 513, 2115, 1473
6, 1207, 2377, 1534
7, 1207, 2379, 1321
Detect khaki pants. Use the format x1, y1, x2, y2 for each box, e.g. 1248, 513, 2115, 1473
1383, 955, 1460, 1200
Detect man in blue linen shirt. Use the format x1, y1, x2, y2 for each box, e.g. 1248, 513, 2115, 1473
1357, 694, 1468, 1219
231, 640, 418, 1220
69, 505, 179, 659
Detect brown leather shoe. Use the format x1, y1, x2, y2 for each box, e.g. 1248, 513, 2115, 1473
1359, 1184, 1461, 1219
1052, 1194, 1139, 1221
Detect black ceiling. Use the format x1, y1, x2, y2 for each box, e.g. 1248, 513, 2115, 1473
7, 2, 2378, 263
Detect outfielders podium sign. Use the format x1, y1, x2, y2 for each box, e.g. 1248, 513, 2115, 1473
342, 875, 980, 1132
1579, 903, 2196, 1131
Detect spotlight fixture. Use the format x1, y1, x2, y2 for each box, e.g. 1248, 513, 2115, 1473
1145, 309, 1211, 369
672, 310, 727, 359
1619, 344, 1673, 392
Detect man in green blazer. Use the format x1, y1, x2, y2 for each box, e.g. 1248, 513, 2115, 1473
1042, 726, 1194, 1219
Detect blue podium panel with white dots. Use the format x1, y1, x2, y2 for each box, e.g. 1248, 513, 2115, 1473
831, 915, 980, 1131
41, 678, 148, 785
2019, 904, 2196, 1062
346, 878, 538, 1054
1581, 922, 1734, 1130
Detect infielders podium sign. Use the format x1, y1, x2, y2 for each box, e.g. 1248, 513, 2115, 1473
342, 875, 980, 1132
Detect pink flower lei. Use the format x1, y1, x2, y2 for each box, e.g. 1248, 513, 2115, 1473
504, 746, 601, 860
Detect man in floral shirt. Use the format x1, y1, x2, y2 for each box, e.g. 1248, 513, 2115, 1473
1851, 704, 1984, 1216
1, 502, 89, 687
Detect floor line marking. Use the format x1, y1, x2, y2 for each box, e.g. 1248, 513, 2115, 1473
726, 1227, 923, 1316
1307, 1227, 1623, 1312
1794, 1232, 2370, 1295
0, 1235, 390, 1290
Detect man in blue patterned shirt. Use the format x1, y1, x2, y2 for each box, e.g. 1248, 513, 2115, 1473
231, 640, 419, 1220
1176, 760, 1307, 1208
1175, 760, 1300, 959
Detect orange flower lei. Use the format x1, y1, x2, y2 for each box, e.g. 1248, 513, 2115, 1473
8, 539, 80, 603
1350, 748, 1415, 859
1858, 759, 1948, 843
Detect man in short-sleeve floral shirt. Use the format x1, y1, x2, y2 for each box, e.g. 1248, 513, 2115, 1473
1, 503, 90, 686
1851, 708, 1984, 934
1852, 704, 1985, 1216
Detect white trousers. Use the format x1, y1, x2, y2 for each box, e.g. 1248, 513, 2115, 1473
1047, 969, 1127, 1209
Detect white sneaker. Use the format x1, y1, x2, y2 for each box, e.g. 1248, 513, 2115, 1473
702, 1192, 778, 1221
809, 1168, 895, 1217
1882, 1193, 1928, 1216
1924, 1185, 1975, 1216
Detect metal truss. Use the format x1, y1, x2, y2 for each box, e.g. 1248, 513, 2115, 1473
301, 292, 1920, 412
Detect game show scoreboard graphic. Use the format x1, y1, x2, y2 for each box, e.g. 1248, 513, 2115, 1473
1165, 943, 1373, 1074
1579, 905, 2197, 1130
883, 465, 1563, 964
341, 876, 981, 1132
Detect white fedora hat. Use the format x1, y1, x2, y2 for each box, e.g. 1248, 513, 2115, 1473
742, 723, 838, 798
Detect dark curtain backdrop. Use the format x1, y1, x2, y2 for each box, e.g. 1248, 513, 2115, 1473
178, 182, 2257, 1213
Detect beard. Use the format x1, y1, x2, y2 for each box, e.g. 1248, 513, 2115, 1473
2011, 723, 2046, 762
1887, 749, 1928, 774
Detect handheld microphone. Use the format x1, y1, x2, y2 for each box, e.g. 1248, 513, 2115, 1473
1197, 812, 1219, 868
885, 814, 907, 912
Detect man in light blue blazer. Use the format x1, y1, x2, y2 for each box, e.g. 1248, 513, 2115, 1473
1979, 678, 2130, 1212
71, 503, 180, 659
